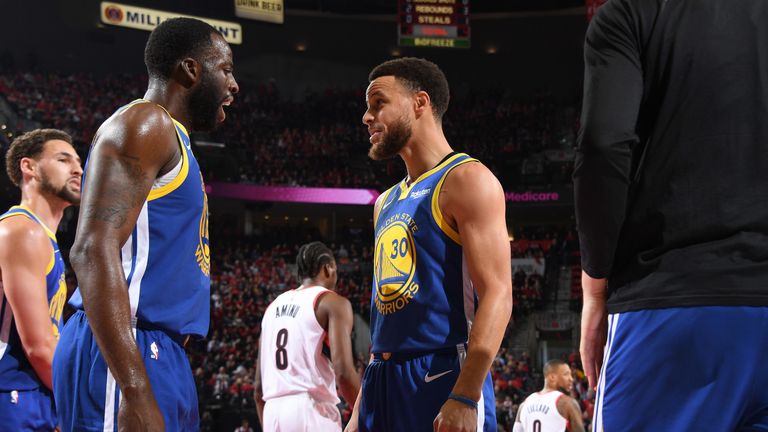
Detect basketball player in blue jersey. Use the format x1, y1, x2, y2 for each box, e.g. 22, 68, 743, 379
52, 18, 238, 432
0, 128, 82, 430
348, 58, 513, 432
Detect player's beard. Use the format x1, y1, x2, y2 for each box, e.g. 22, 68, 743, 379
188, 68, 222, 132
368, 115, 412, 161
40, 171, 80, 205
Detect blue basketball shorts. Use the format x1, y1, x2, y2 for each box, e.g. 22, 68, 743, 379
52, 310, 199, 432
593, 306, 768, 431
0, 386, 57, 431
358, 345, 496, 431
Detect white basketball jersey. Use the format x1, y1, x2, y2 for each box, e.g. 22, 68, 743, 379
260, 286, 339, 404
520, 390, 568, 432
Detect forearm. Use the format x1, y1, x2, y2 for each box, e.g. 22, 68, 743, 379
25, 340, 55, 390
349, 384, 363, 421
335, 366, 361, 405
451, 291, 512, 400
72, 243, 152, 400
255, 397, 265, 428
582, 272, 607, 299
348, 355, 370, 422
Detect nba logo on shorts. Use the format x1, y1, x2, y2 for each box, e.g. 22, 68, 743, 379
10, 390, 18, 404
150, 341, 159, 360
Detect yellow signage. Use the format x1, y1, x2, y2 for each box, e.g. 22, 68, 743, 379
234, 0, 284, 24
100, 2, 243, 45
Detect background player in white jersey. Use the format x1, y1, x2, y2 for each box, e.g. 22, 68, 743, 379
0, 129, 81, 431
255, 241, 360, 431
514, 360, 584, 432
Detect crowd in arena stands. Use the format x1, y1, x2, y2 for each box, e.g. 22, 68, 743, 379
0, 71, 579, 191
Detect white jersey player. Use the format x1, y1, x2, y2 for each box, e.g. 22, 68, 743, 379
514, 359, 585, 432
255, 242, 360, 431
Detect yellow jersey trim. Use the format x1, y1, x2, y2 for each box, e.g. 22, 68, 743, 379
373, 185, 397, 227
430, 158, 479, 246
145, 104, 190, 201
397, 153, 467, 200
0, 206, 56, 273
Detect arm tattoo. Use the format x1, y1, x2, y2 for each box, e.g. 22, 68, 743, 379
84, 154, 150, 229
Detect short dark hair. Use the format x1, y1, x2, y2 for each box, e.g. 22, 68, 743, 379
543, 359, 567, 376
5, 128, 72, 187
296, 241, 335, 280
144, 17, 219, 80
368, 57, 450, 120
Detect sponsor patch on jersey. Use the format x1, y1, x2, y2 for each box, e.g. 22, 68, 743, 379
410, 188, 431, 199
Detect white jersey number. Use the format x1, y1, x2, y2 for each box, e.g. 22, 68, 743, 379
275, 328, 289, 370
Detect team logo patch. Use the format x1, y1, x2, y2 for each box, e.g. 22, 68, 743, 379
374, 220, 419, 315
150, 341, 159, 360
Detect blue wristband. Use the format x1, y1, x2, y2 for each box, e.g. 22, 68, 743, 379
447, 393, 478, 410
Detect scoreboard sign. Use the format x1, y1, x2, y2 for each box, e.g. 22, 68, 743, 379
398, 0, 470, 49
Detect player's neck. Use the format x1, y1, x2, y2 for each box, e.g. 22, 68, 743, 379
300, 278, 331, 290
143, 85, 192, 130
18, 193, 67, 233
400, 128, 452, 185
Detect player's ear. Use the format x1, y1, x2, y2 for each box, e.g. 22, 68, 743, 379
414, 90, 430, 118
179, 57, 201, 86
19, 157, 39, 182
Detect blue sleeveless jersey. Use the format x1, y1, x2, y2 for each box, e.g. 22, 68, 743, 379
0, 206, 67, 390
370, 153, 479, 353
70, 99, 211, 337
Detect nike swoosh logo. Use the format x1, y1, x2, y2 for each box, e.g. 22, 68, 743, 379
424, 370, 453, 383
382, 200, 392, 210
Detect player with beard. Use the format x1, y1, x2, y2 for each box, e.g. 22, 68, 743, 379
514, 360, 585, 432
51, 18, 238, 432
347, 57, 512, 432
0, 129, 82, 431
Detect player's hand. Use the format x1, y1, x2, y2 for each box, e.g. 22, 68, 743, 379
118, 396, 165, 432
433, 399, 477, 432
579, 272, 608, 391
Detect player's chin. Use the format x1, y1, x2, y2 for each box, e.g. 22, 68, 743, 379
368, 144, 387, 161
66, 193, 82, 206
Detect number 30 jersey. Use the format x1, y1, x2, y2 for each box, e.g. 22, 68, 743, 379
259, 285, 339, 404
370, 152, 479, 353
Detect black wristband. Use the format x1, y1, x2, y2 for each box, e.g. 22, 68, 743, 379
447, 393, 478, 410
